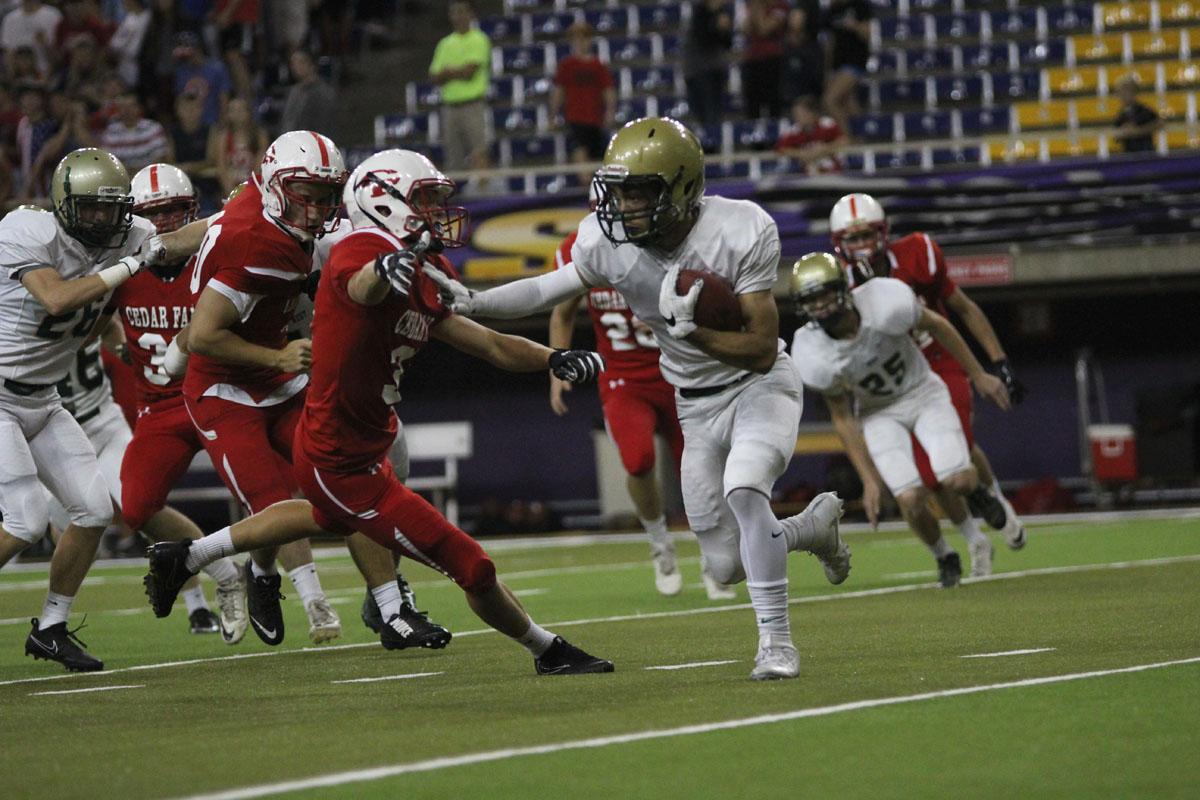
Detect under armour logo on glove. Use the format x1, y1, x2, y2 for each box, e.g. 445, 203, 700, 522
375, 231, 431, 299
422, 261, 478, 314
549, 349, 605, 384
658, 264, 702, 339
988, 358, 1027, 404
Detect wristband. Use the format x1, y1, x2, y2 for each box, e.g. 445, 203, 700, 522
98, 256, 141, 290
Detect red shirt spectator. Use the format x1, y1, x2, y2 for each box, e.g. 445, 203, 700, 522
554, 36, 614, 128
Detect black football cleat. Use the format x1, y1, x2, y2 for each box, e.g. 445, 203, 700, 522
243, 559, 286, 646
144, 540, 198, 618
25, 618, 104, 672
360, 589, 383, 634
380, 603, 452, 650
966, 487, 1008, 530
188, 607, 220, 634
534, 636, 614, 675
937, 552, 963, 588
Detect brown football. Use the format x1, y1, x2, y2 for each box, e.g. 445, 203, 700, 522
675, 268, 744, 331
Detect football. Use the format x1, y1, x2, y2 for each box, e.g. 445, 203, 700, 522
675, 268, 744, 331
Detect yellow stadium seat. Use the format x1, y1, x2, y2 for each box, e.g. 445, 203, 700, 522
1046, 135, 1103, 158
1166, 61, 1200, 88
1046, 65, 1101, 96
1100, 1, 1152, 29
1110, 62, 1159, 88
1074, 32, 1126, 63
1162, 2, 1200, 25
1130, 29, 1183, 59
1015, 99, 1072, 129
993, 138, 1041, 161
1165, 126, 1200, 149
1153, 90, 1192, 118
1076, 95, 1122, 125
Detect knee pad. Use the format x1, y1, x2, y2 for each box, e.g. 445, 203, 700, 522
1, 482, 50, 543
695, 528, 745, 585
72, 471, 115, 530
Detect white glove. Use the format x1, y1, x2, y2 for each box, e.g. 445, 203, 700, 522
422, 263, 478, 315
164, 337, 189, 378
142, 234, 168, 269
658, 264, 702, 339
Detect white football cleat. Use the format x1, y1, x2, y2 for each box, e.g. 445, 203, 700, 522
214, 571, 248, 646
969, 537, 994, 578
651, 541, 683, 596
750, 634, 799, 680
305, 597, 342, 644
998, 494, 1027, 550
782, 492, 850, 584
701, 566, 737, 600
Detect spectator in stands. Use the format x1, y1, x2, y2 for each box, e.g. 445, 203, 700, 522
63, 35, 114, 110
268, 0, 309, 53
280, 49, 336, 136
781, 1, 824, 108
55, 0, 114, 62
209, 95, 266, 196
552, 22, 614, 179
1, 0, 62, 77
169, 90, 211, 175
0, 84, 24, 157
22, 91, 84, 197
172, 30, 231, 127
8, 46, 50, 91
99, 88, 170, 173
823, 0, 872, 137
214, 0, 260, 104
1113, 75, 1162, 154
109, 0, 151, 89
14, 85, 56, 193
741, 0, 789, 120
138, 0, 184, 118
682, 0, 733, 126
775, 96, 846, 175
429, 0, 492, 177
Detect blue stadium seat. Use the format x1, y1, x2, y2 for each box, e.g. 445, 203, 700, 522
490, 75, 521, 104
534, 172, 581, 194
703, 160, 751, 180
903, 110, 952, 140
996, 70, 1039, 101
869, 49, 901, 74
378, 113, 430, 144
531, 12, 575, 40
628, 66, 678, 96
638, 3, 683, 33
493, 106, 537, 133
584, 8, 630, 36
613, 97, 653, 124
507, 134, 559, 164
524, 76, 554, 101
499, 45, 548, 76
658, 96, 690, 120
479, 15, 519, 43
988, 9, 1038, 37
907, 47, 954, 72
850, 113, 897, 142
932, 146, 982, 165
413, 82, 440, 112
907, 0, 954, 11
732, 119, 781, 151
1046, 4, 1094, 34
879, 149, 922, 170
877, 78, 929, 108
934, 75, 984, 105
1017, 39, 1067, 67
843, 152, 865, 171
878, 15, 923, 43
695, 123, 722, 154
605, 36, 654, 66
659, 33, 681, 59
961, 44, 1011, 71
931, 12, 982, 40
960, 106, 1011, 135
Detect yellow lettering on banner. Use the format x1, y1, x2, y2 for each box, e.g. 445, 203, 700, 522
461, 208, 588, 282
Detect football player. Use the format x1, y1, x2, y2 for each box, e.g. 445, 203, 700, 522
790, 253, 1010, 586
423, 118, 849, 681
145, 149, 614, 674
549, 214, 735, 600
0, 149, 155, 671
829, 193, 1027, 551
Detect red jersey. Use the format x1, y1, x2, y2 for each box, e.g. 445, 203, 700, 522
557, 232, 661, 383
183, 178, 313, 405
554, 55, 614, 128
110, 269, 194, 407
297, 228, 454, 472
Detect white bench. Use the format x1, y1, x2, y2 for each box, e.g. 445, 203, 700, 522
166, 421, 474, 527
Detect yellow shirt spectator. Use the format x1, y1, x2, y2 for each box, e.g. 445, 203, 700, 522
430, 28, 491, 105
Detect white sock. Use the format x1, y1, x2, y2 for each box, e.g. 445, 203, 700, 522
181, 585, 208, 614
288, 563, 325, 607
251, 559, 278, 578
991, 477, 1004, 499
954, 514, 988, 547
727, 488, 792, 639
516, 620, 555, 656
202, 557, 240, 588
928, 536, 955, 559
39, 591, 74, 629
371, 581, 403, 621
747, 580, 791, 639
185, 528, 235, 572
641, 515, 671, 548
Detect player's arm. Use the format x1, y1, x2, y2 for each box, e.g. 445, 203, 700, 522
154, 218, 212, 264
20, 261, 140, 316
915, 307, 1010, 411
96, 313, 128, 361
943, 287, 1005, 362
686, 290, 779, 374
547, 293, 584, 416
424, 261, 592, 318
188, 287, 310, 373
346, 258, 392, 306
825, 390, 885, 529
434, 315, 554, 371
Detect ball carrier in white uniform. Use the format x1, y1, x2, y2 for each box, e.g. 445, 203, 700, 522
788, 253, 1011, 586
425, 117, 850, 681
0, 148, 160, 671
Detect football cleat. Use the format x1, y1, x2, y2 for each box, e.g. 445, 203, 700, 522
701, 564, 737, 600
998, 494, 1027, 550
969, 537, 994, 578
243, 559, 286, 646
966, 486, 1007, 530
750, 634, 799, 681
360, 589, 384, 634
937, 552, 963, 588
144, 540, 198, 618
650, 541, 683, 596
784, 492, 850, 585
380, 603, 452, 650
214, 573, 249, 645
534, 636, 614, 675
25, 618, 104, 672
305, 597, 341, 645
188, 607, 220, 634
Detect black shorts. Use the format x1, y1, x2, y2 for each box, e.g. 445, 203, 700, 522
567, 123, 609, 161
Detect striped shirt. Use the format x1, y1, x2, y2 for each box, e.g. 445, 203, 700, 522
101, 118, 170, 175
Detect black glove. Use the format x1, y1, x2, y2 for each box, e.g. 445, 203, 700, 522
374, 250, 419, 298
549, 349, 605, 384
303, 269, 322, 301
988, 358, 1026, 404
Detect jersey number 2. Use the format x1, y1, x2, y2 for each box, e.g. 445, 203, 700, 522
599, 312, 656, 351
858, 352, 906, 397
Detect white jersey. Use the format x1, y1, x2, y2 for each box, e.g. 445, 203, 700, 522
791, 277, 931, 413
55, 340, 112, 423
571, 196, 783, 390
0, 208, 154, 384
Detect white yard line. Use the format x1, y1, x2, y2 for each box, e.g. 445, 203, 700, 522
331, 672, 443, 685
175, 656, 1200, 800
645, 660, 739, 671
961, 648, 1057, 659
2, 553, 1198, 690
30, 684, 144, 697
512, 588, 549, 597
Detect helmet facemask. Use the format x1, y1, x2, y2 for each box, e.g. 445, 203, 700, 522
58, 190, 134, 249
135, 196, 198, 235
272, 172, 346, 238
360, 172, 467, 250
832, 220, 888, 271
592, 168, 683, 247
798, 282, 854, 334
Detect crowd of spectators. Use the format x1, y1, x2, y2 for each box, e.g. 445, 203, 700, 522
0, 0, 379, 212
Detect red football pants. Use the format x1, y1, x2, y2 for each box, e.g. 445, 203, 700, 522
599, 375, 684, 476
914, 364, 975, 490
120, 397, 204, 531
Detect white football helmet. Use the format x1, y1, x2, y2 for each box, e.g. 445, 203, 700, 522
343, 148, 467, 247
131, 163, 198, 233
829, 192, 889, 265
260, 130, 348, 239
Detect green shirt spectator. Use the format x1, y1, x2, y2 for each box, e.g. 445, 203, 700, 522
429, 18, 491, 105
429, 1, 493, 176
